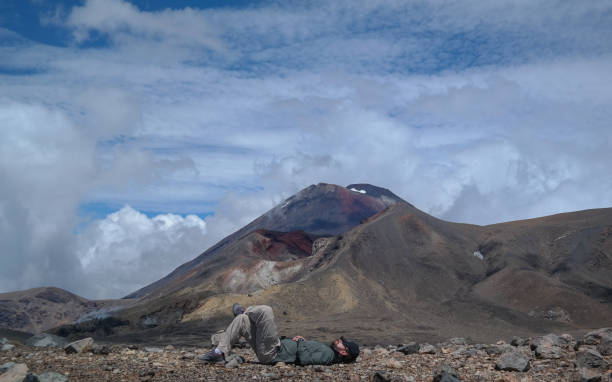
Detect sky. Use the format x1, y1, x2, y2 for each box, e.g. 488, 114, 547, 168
1, 0, 612, 299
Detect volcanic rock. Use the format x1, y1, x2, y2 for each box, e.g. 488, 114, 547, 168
2, 332, 611, 381
584, 328, 612, 346
143, 347, 163, 353
418, 344, 436, 354
576, 349, 606, 369
397, 342, 419, 355
449, 338, 467, 346
22, 373, 39, 382
433, 364, 461, 382
495, 350, 531, 372
535, 345, 563, 359
486, 344, 512, 356
25, 334, 67, 348
370, 372, 391, 382
91, 344, 111, 355
510, 336, 528, 346
224, 354, 244, 369
0, 362, 28, 382
531, 334, 566, 359
578, 367, 604, 382
36, 372, 68, 382
64, 337, 94, 354
597, 336, 612, 356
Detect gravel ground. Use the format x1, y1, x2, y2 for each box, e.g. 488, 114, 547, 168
2, 336, 612, 381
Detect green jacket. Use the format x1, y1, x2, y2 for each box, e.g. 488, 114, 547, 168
273, 338, 339, 365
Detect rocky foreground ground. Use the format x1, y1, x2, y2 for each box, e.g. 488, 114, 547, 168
1, 329, 611, 382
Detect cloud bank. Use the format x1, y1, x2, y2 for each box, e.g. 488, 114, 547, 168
1, 0, 611, 298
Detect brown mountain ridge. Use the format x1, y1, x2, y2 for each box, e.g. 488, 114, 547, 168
3, 183, 612, 346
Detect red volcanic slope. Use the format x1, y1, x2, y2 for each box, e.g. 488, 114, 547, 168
126, 183, 406, 299
250, 229, 316, 261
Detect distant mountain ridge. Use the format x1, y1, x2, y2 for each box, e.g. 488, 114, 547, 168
111, 183, 612, 344
0, 287, 134, 334
2, 182, 611, 346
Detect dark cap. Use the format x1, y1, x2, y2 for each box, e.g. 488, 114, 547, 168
340, 336, 360, 360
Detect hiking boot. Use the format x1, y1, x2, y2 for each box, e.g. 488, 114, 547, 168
197, 349, 225, 364
232, 303, 245, 316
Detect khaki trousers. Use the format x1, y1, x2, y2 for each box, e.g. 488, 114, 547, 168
217, 305, 281, 363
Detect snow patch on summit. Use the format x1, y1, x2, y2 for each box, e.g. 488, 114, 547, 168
349, 187, 367, 194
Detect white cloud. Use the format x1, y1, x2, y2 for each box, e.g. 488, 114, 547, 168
66, 0, 224, 53
77, 206, 207, 298
1, 0, 611, 298
0, 100, 196, 298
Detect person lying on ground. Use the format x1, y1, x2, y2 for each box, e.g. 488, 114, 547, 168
198, 304, 359, 366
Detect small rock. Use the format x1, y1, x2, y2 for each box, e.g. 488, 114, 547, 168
0, 362, 29, 381
530, 334, 561, 349
374, 346, 390, 356
139, 370, 155, 378
433, 364, 461, 382
64, 337, 94, 354
495, 350, 531, 372
452, 347, 477, 358
92, 344, 110, 355
583, 328, 612, 346
419, 344, 436, 354
385, 358, 403, 369
37, 372, 69, 382
361, 348, 373, 358
449, 338, 467, 345
225, 354, 244, 368
397, 342, 419, 355
486, 344, 511, 356
144, 347, 164, 353
534, 345, 563, 359
371, 371, 391, 382
261, 372, 280, 380
596, 336, 612, 356
0, 362, 14, 371
180, 352, 195, 360
578, 367, 603, 382
576, 349, 605, 369
165, 345, 175, 351
22, 373, 40, 382
313, 365, 326, 372
510, 337, 528, 346
559, 333, 574, 347
112, 369, 120, 374
25, 334, 67, 348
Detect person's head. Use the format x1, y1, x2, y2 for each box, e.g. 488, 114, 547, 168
331, 337, 359, 363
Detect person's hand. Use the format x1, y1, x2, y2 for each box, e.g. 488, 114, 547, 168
292, 336, 305, 342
